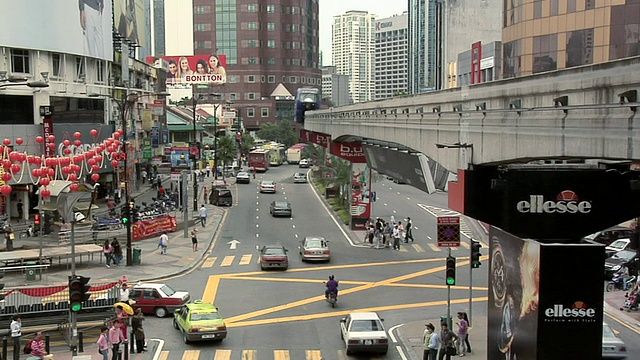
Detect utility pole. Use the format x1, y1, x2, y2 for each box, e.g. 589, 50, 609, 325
182, 170, 189, 239
469, 238, 473, 327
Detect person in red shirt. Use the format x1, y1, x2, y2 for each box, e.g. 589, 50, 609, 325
29, 332, 49, 359
109, 320, 126, 360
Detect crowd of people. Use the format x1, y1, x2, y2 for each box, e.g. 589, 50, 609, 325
363, 216, 414, 250
423, 312, 472, 360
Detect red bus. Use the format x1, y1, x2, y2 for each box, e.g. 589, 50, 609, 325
248, 148, 270, 172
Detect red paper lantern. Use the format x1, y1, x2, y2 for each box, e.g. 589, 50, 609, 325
74, 140, 82, 147
2, 160, 10, 169
91, 173, 100, 182
18, 153, 26, 163
1, 173, 11, 182
111, 160, 119, 168
40, 177, 50, 186
63, 139, 71, 147
0, 185, 12, 196
117, 128, 123, 135
10, 164, 20, 173
74, 132, 82, 139
90, 129, 98, 137
92, 165, 100, 172
63, 148, 71, 155
68, 173, 78, 182
36, 136, 44, 144
48, 143, 56, 150
41, 188, 51, 198
33, 157, 42, 166
47, 168, 55, 177
3, 139, 10, 146
69, 183, 80, 192
32, 169, 41, 177
9, 152, 19, 162
48, 135, 56, 143
15, 138, 23, 145
87, 158, 96, 166
72, 164, 81, 173
95, 155, 103, 163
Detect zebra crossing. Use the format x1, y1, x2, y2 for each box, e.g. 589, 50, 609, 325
156, 348, 385, 360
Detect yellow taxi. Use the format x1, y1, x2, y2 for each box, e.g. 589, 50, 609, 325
172, 300, 227, 343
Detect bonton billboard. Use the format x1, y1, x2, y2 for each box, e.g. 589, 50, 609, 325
0, 0, 113, 61
146, 55, 227, 88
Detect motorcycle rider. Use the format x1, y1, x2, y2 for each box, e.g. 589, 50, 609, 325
325, 275, 339, 299
616, 264, 631, 291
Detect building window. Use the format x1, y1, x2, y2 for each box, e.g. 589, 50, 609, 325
228, 75, 239, 83
291, 24, 297, 32
566, 29, 594, 68
533, 0, 542, 19
266, 5, 275, 13
195, 41, 212, 49
51, 53, 63, 78
247, 75, 256, 83
247, 4, 257, 12
291, 6, 297, 14
585, 0, 595, 10
247, 22, 257, 30
247, 108, 255, 117
229, 93, 237, 100
248, 40, 258, 48
75, 57, 85, 81
248, 57, 258, 64
261, 75, 266, 83
10, 49, 30, 74
267, 23, 276, 31
248, 93, 256, 100
261, 108, 269, 117
195, 6, 206, 14
289, 76, 297, 83
503, 40, 522, 78
301, 77, 306, 84
268, 58, 276, 65
96, 61, 104, 83
195, 23, 210, 31
267, 75, 275, 83
533, 34, 558, 73
267, 40, 276, 48
567, 0, 576, 13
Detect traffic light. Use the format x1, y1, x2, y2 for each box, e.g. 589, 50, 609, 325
0, 271, 5, 301
471, 240, 482, 268
34, 214, 41, 233
68, 275, 91, 312
121, 205, 129, 224
445, 256, 456, 286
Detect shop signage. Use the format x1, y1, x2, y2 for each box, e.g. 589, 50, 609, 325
331, 142, 366, 163
132, 215, 177, 240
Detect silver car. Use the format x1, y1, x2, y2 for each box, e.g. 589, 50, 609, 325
293, 172, 307, 183
602, 322, 627, 359
299, 236, 330, 262
236, 171, 251, 184
270, 201, 292, 217
259, 180, 276, 193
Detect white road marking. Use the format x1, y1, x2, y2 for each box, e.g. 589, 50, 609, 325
427, 235, 432, 240
384, 203, 388, 206
256, 216, 259, 219
150, 339, 164, 360
255, 233, 259, 237
294, 234, 298, 238
256, 224, 259, 228
388, 324, 401, 342
396, 345, 408, 360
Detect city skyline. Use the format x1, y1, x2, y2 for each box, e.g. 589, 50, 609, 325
320, 0, 407, 66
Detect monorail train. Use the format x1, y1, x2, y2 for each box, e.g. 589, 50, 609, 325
295, 87, 321, 124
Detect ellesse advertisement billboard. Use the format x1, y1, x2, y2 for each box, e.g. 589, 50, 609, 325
463, 166, 640, 240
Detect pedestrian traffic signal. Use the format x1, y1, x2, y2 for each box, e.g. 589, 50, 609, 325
68, 275, 91, 312
34, 214, 40, 225
471, 240, 482, 268
121, 206, 129, 224
445, 256, 456, 286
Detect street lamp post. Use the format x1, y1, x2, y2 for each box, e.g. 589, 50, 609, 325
190, 93, 221, 209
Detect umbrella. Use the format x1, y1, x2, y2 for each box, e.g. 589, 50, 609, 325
114, 302, 134, 315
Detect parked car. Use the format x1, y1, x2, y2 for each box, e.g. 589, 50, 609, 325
604, 250, 639, 279
129, 283, 190, 317
270, 201, 292, 217
259, 180, 277, 193
211, 179, 228, 188
210, 189, 232, 206
605, 238, 633, 257
602, 322, 627, 359
293, 172, 307, 183
236, 171, 251, 184
299, 236, 330, 262
259, 245, 289, 270
173, 300, 227, 344
340, 312, 388, 355
582, 226, 635, 246
299, 159, 310, 168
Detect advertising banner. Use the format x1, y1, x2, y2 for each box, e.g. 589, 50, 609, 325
170, 147, 189, 168
331, 141, 366, 163
0, 0, 114, 61
43, 119, 54, 158
363, 144, 436, 194
146, 55, 227, 88
350, 164, 371, 230
141, 109, 153, 131
132, 215, 177, 240
142, 138, 152, 159
463, 166, 640, 240
150, 127, 159, 148
114, 0, 148, 50
488, 227, 604, 360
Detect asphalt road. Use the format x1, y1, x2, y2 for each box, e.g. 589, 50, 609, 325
139, 165, 490, 360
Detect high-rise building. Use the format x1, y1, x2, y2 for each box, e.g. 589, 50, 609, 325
374, 13, 408, 99
151, 0, 166, 55
502, 0, 640, 78
322, 66, 350, 107
192, 0, 321, 129
332, 10, 376, 103
408, 0, 437, 93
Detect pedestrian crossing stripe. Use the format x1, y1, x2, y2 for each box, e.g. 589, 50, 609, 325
183, 350, 201, 360
412, 244, 424, 252
274, 350, 290, 360
427, 243, 440, 252
158, 351, 169, 360
156, 349, 381, 360
221, 255, 235, 267
202, 257, 217, 268
239, 254, 252, 265
213, 349, 231, 360
242, 350, 256, 360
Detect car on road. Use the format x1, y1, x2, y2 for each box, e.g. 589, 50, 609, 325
293, 172, 307, 183
299, 159, 310, 168
270, 201, 292, 217
211, 179, 228, 188
299, 236, 330, 262
602, 322, 627, 359
259, 180, 277, 193
210, 188, 232, 206
129, 283, 190, 318
173, 300, 227, 344
340, 312, 388, 355
605, 238, 633, 257
259, 245, 289, 270
604, 249, 639, 279
236, 171, 251, 184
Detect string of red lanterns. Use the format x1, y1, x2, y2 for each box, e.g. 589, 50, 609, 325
0, 129, 125, 199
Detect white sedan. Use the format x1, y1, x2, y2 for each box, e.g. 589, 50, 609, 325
293, 172, 307, 183
340, 312, 388, 355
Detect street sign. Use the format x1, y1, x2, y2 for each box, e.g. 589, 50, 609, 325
171, 172, 181, 181
142, 138, 152, 159
437, 216, 460, 247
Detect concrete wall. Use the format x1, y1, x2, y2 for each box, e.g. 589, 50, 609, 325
305, 56, 640, 172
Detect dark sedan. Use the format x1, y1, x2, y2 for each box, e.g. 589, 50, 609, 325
270, 201, 292, 217
604, 249, 638, 279
259, 245, 289, 270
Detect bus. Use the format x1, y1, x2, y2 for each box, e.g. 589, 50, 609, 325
286, 143, 306, 164
295, 88, 321, 124
248, 148, 270, 172
262, 142, 286, 166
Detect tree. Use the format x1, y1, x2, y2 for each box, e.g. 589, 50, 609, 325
216, 136, 238, 175
239, 133, 255, 158
256, 120, 297, 147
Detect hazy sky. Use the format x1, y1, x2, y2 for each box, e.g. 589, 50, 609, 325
319, 1, 408, 66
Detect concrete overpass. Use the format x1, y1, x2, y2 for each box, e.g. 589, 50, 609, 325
305, 56, 640, 173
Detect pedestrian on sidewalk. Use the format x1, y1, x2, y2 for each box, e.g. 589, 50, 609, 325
456, 312, 471, 355
97, 326, 110, 360
438, 322, 458, 360
109, 319, 125, 360
157, 232, 169, 254
392, 224, 401, 250
119, 283, 130, 304
131, 309, 146, 353
10, 315, 21, 360
4, 224, 14, 251
203, 187, 208, 205
28, 332, 51, 360
405, 217, 414, 242
199, 204, 208, 227
190, 228, 199, 252
103, 240, 114, 268
423, 323, 439, 360
141, 169, 147, 184
111, 239, 123, 265
17, 199, 23, 222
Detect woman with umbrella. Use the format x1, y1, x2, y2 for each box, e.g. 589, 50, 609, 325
115, 302, 133, 341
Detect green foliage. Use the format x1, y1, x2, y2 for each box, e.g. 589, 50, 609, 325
240, 133, 255, 156
256, 120, 298, 147
336, 208, 350, 225
216, 136, 238, 167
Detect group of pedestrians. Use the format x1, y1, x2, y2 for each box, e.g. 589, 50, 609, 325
9, 315, 51, 360
423, 312, 471, 360
364, 216, 414, 250
102, 238, 123, 268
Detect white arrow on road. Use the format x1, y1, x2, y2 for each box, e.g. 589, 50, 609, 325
227, 239, 241, 250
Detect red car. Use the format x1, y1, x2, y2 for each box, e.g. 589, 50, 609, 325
259, 245, 289, 270
129, 283, 190, 318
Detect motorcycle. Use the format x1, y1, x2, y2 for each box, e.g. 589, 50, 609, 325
326, 291, 338, 308
606, 273, 637, 292
19, 224, 35, 239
